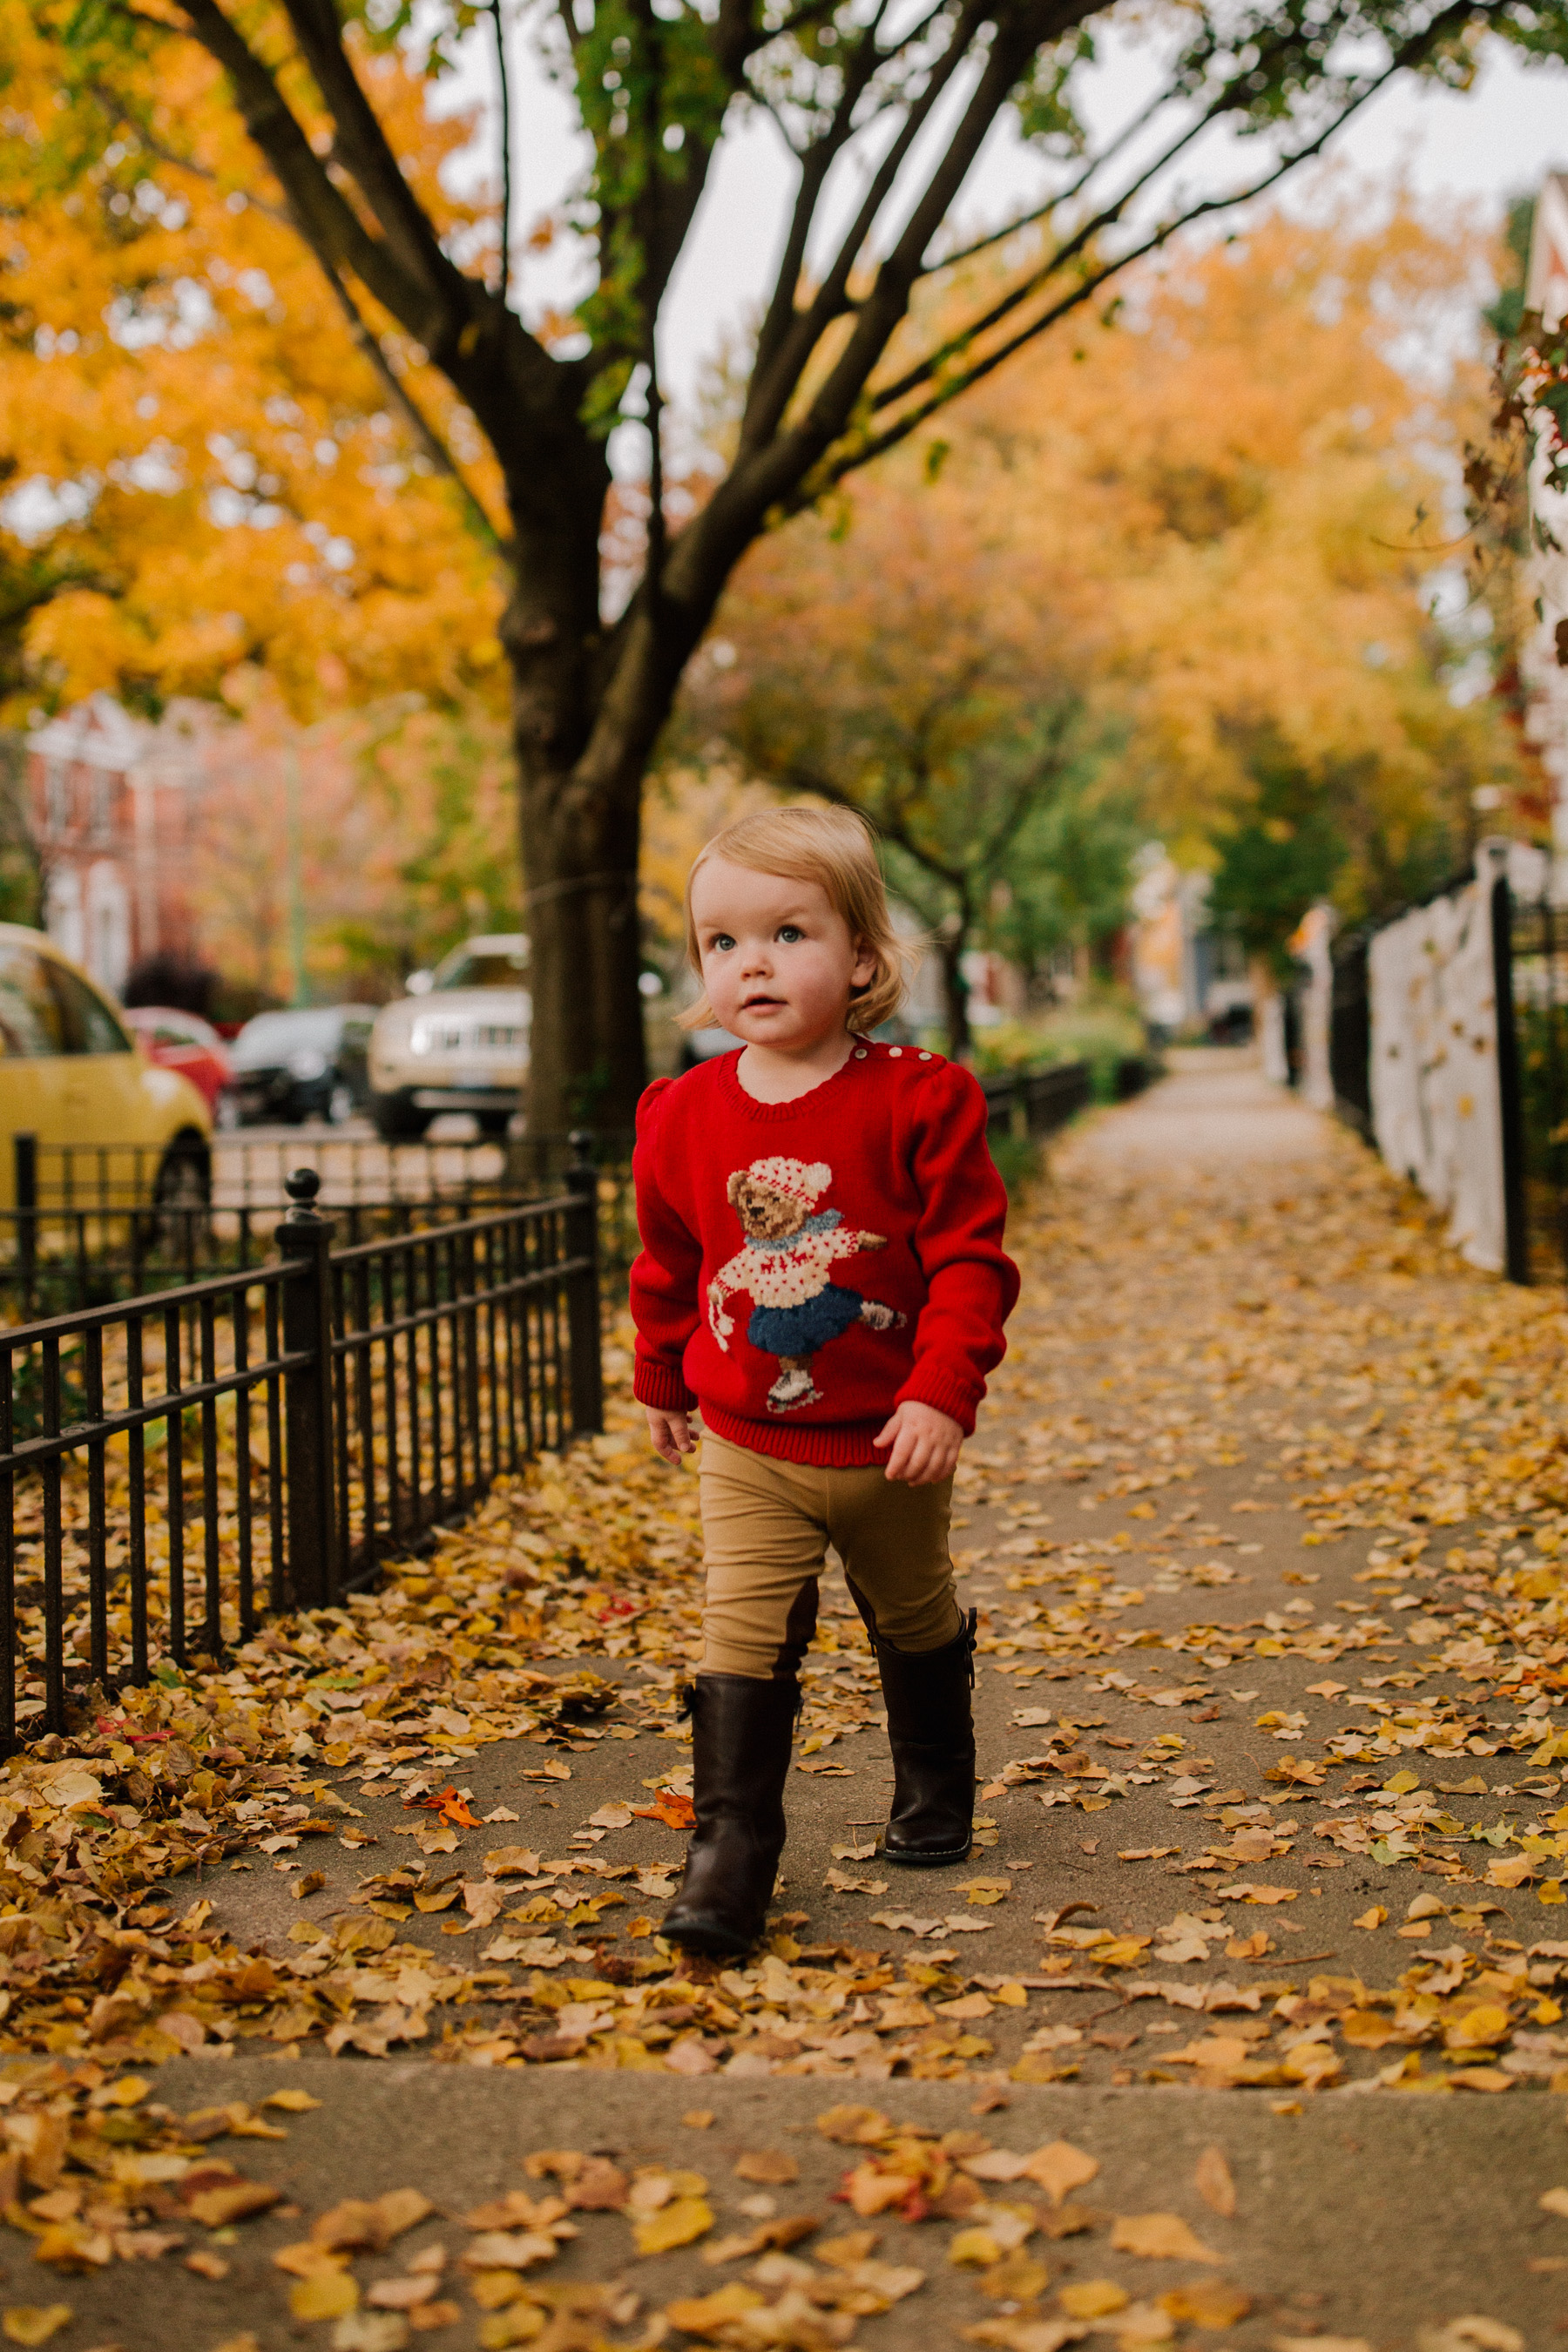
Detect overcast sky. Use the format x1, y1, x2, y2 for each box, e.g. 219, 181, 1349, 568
479, 29, 1567, 405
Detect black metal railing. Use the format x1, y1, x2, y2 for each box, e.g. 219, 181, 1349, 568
0, 1152, 603, 1749
1501, 886, 1568, 1282
1, 1127, 637, 1318
979, 1058, 1095, 1139
1328, 929, 1372, 1136
1329, 871, 1538, 1281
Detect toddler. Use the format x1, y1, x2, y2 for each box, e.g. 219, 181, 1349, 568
630, 803, 1019, 1956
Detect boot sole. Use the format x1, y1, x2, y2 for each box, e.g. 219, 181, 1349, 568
877, 1840, 973, 1867
661, 1914, 759, 1957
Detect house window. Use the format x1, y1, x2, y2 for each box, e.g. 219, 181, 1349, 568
44, 760, 69, 836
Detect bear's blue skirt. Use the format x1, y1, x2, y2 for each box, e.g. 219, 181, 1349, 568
747, 1283, 864, 1358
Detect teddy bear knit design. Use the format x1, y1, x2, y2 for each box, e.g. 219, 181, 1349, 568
706, 1156, 908, 1413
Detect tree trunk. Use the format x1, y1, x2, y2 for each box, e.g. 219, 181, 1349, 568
500, 429, 655, 1137
516, 742, 647, 1135
938, 930, 971, 1061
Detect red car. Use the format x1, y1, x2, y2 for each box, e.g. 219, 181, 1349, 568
123, 1006, 233, 1117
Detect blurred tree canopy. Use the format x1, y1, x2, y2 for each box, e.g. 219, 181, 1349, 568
14, 0, 1564, 1113
680, 190, 1531, 1011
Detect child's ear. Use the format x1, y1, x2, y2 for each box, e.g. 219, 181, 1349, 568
849, 936, 878, 991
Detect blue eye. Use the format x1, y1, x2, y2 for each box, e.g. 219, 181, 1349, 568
777, 925, 803, 943
711, 933, 735, 952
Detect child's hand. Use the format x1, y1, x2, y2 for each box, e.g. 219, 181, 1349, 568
646, 1407, 696, 1466
873, 1401, 963, 1485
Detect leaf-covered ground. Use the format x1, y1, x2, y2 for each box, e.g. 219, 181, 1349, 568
6, 1055, 1568, 2344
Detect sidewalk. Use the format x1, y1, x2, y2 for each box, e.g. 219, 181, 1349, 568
9, 1053, 1568, 2351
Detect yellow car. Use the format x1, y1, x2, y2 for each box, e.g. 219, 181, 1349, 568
0, 925, 213, 1212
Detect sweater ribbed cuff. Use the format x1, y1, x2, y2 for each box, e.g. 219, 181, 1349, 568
893, 1360, 982, 1436
633, 1359, 699, 1413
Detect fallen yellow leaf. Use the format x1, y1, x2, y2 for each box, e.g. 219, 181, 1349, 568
950, 2229, 1003, 2268
1159, 2281, 1252, 2325
476, 2309, 546, 2349
1540, 2188, 1568, 2218
632, 2195, 713, 2255
1353, 1908, 1387, 1931
0, 2315, 71, 2349
189, 2180, 284, 2228
733, 2150, 799, 2186
1021, 2139, 1100, 2206
1444, 2005, 1510, 2050
290, 2268, 360, 2321
1059, 2280, 1129, 2318
1194, 2146, 1236, 2220
263, 2088, 323, 2112
1111, 2213, 1220, 2262
665, 2284, 767, 2335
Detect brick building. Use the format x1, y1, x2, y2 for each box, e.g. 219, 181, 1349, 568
24, 694, 203, 1000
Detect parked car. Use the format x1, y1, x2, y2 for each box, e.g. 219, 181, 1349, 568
228, 1005, 376, 1126
122, 1006, 233, 1117
0, 926, 212, 1207
368, 936, 529, 1139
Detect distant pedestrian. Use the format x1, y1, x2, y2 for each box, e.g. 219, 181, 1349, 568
630, 803, 1019, 1956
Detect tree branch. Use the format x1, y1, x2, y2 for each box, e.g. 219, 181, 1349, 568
492, 0, 513, 308
917, 78, 1169, 283
874, 0, 1482, 422
277, 0, 463, 316
169, 0, 451, 346
746, 7, 895, 415
828, 4, 1475, 481
317, 261, 510, 556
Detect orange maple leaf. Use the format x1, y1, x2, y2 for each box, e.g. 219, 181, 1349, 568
405, 1785, 479, 1828
632, 1791, 696, 1832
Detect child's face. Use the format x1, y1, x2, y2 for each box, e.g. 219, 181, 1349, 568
691, 857, 875, 1058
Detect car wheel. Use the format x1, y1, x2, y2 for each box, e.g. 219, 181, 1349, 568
370, 1093, 432, 1141
142, 1136, 212, 1257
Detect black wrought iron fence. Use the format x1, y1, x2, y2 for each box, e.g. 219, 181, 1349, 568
979, 1058, 1095, 1139
1328, 929, 1372, 1136
1, 1126, 637, 1317
0, 1159, 602, 1751
1501, 887, 1568, 1282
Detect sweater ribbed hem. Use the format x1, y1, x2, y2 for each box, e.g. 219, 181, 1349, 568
700, 1403, 890, 1469
633, 1359, 699, 1413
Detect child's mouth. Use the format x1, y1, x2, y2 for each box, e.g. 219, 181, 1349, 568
742, 997, 785, 1012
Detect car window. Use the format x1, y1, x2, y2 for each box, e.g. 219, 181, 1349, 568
233, 1010, 339, 1064
0, 945, 67, 1056
47, 963, 132, 1054
432, 948, 529, 990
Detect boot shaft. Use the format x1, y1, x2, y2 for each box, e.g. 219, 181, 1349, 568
685, 1673, 800, 1826
875, 1609, 977, 1740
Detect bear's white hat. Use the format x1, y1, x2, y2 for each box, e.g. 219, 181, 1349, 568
747, 1156, 831, 1208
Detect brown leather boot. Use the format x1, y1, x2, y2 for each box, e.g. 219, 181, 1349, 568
661, 1674, 799, 1957
875, 1609, 977, 1866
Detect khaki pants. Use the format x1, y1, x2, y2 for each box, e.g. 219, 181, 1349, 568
698, 1430, 962, 1680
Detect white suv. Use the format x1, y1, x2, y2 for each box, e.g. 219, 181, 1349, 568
368, 936, 530, 1139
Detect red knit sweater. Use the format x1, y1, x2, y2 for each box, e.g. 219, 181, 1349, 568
630, 1042, 1019, 1467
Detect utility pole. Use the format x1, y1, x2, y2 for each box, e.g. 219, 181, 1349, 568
286, 743, 308, 1008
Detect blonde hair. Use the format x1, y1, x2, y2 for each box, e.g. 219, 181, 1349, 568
680, 802, 911, 1033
